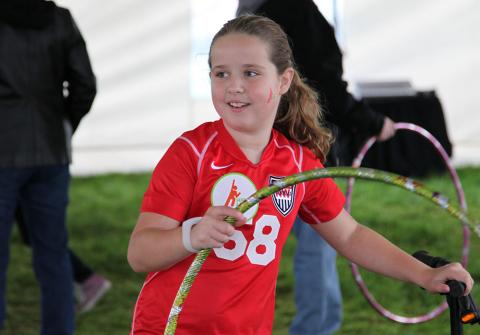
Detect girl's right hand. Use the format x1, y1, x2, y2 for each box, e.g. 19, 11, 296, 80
190, 206, 247, 250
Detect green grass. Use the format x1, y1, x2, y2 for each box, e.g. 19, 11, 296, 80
1, 167, 479, 334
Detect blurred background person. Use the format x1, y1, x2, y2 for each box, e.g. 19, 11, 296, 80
14, 208, 111, 314
0, 0, 96, 333
237, 1, 396, 334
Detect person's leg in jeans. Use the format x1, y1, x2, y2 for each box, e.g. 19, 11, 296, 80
20, 165, 74, 335
0, 168, 22, 330
289, 217, 342, 335
16, 207, 93, 282
16, 204, 111, 314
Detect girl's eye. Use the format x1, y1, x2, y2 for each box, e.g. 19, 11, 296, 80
245, 70, 258, 77
214, 71, 228, 79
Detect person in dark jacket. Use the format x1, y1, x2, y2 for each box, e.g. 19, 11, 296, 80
0, 0, 96, 333
237, 1, 396, 334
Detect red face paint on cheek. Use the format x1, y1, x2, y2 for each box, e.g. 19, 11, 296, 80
266, 88, 273, 103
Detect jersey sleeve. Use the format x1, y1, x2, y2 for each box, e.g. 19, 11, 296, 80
298, 149, 345, 224
141, 138, 197, 222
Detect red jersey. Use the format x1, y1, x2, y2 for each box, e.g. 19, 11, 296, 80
131, 120, 345, 334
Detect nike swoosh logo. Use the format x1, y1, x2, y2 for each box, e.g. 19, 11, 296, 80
211, 161, 233, 170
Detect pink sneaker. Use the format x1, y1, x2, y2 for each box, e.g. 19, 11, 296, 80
76, 274, 112, 314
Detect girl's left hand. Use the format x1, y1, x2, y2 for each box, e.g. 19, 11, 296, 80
420, 262, 474, 295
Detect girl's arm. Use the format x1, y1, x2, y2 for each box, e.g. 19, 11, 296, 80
312, 209, 474, 294
127, 206, 246, 272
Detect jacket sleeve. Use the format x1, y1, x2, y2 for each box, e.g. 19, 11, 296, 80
63, 9, 97, 133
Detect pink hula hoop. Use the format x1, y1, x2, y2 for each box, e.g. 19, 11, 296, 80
345, 122, 469, 324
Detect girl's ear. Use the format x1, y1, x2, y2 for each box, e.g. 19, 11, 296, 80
279, 67, 294, 95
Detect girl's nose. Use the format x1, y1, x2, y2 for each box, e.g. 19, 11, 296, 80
227, 77, 245, 94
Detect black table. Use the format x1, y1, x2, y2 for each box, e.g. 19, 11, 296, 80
351, 91, 452, 177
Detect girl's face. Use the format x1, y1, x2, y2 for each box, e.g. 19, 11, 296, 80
210, 33, 293, 135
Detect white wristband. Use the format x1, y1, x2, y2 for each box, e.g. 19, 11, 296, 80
181, 217, 202, 253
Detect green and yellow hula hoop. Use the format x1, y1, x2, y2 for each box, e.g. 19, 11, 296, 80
164, 166, 479, 334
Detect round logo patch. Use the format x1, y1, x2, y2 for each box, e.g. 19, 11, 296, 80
211, 173, 258, 224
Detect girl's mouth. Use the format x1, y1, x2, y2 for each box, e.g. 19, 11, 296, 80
228, 102, 249, 108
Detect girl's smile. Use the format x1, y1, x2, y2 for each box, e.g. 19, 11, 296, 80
227, 101, 250, 112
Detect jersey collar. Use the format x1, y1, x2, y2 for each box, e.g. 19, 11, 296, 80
215, 119, 278, 166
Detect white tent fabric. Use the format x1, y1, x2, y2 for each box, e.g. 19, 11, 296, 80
57, 0, 194, 175
55, 0, 479, 175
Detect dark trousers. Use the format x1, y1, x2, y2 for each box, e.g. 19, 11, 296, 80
16, 208, 93, 284
0, 165, 74, 335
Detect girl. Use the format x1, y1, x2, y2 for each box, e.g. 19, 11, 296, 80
127, 15, 473, 335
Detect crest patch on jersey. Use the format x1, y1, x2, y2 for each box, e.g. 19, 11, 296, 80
269, 176, 296, 216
